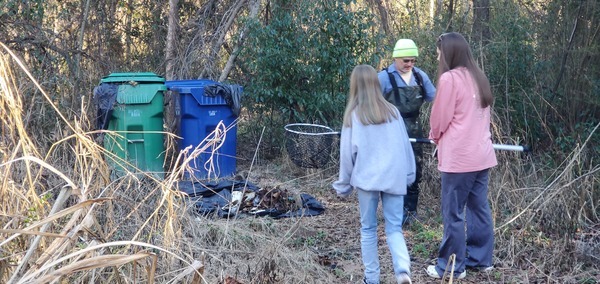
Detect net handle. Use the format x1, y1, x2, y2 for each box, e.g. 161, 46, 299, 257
285, 124, 531, 152
284, 123, 341, 136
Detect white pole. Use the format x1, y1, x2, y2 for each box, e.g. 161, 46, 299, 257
409, 138, 530, 152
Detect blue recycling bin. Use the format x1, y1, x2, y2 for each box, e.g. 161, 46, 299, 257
166, 80, 238, 179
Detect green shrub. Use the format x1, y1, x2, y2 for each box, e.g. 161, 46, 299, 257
239, 0, 384, 151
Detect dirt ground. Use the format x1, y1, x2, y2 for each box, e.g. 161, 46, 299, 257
229, 137, 599, 284
306, 193, 506, 284
237, 157, 513, 284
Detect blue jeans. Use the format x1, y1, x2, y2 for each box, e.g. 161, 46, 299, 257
435, 169, 494, 277
358, 189, 411, 284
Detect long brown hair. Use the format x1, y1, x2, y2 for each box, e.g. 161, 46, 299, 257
436, 32, 493, 108
343, 65, 398, 127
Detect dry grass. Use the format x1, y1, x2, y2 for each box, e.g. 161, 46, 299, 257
1, 42, 599, 284
0, 44, 340, 284
0, 44, 190, 283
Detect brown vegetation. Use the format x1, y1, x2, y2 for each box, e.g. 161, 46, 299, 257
1, 48, 598, 282
1, 0, 599, 283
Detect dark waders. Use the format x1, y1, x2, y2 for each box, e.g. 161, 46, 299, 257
383, 81, 424, 225
403, 115, 423, 217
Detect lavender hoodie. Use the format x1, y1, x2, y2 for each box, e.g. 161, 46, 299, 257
333, 110, 416, 197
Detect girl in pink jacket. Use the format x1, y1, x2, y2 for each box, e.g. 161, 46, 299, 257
426, 32, 498, 280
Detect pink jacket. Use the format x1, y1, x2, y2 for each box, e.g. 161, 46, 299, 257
429, 67, 497, 173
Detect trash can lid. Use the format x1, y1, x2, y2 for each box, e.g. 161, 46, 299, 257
166, 80, 230, 106
165, 79, 216, 88
101, 72, 165, 83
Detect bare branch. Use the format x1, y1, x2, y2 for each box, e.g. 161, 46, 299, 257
219, 0, 261, 82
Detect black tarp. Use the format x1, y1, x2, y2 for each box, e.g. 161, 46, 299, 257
176, 179, 325, 219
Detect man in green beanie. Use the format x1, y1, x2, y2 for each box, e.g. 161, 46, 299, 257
378, 38, 436, 226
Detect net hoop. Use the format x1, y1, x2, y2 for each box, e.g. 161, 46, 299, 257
284, 123, 339, 168
284, 123, 339, 136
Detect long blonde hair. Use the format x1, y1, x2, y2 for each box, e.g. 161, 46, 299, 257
343, 65, 399, 127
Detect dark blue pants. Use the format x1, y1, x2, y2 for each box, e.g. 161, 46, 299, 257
435, 169, 494, 277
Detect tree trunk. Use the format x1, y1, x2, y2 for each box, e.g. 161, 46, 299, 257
165, 0, 179, 81
437, 0, 443, 17
164, 0, 180, 173
125, 0, 133, 62
472, 0, 490, 44
447, 0, 454, 31
76, 0, 91, 78
370, 0, 390, 37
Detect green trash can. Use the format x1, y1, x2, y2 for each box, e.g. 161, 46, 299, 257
99, 72, 166, 178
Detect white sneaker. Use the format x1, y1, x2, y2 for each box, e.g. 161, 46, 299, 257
468, 265, 494, 272
426, 265, 466, 279
396, 272, 412, 284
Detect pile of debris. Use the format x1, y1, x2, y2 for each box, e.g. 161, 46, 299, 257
176, 180, 325, 218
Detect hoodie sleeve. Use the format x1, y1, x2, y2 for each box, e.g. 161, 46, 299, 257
332, 126, 354, 197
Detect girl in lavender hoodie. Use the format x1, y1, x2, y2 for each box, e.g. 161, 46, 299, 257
333, 64, 416, 284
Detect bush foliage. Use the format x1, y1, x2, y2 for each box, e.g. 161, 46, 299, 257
240, 0, 384, 130
0, 0, 598, 282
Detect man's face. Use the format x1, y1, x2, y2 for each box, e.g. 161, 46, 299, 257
394, 57, 416, 73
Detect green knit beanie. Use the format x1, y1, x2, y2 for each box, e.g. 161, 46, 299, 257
393, 39, 419, 58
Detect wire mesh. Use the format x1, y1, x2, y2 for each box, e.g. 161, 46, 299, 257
284, 123, 339, 168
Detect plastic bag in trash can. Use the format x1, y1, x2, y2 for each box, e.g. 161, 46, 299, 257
93, 83, 118, 130
204, 83, 243, 116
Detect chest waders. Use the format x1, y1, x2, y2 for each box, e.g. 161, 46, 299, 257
384, 71, 425, 224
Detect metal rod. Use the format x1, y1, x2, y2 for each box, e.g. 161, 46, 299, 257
409, 138, 531, 152
284, 124, 531, 152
